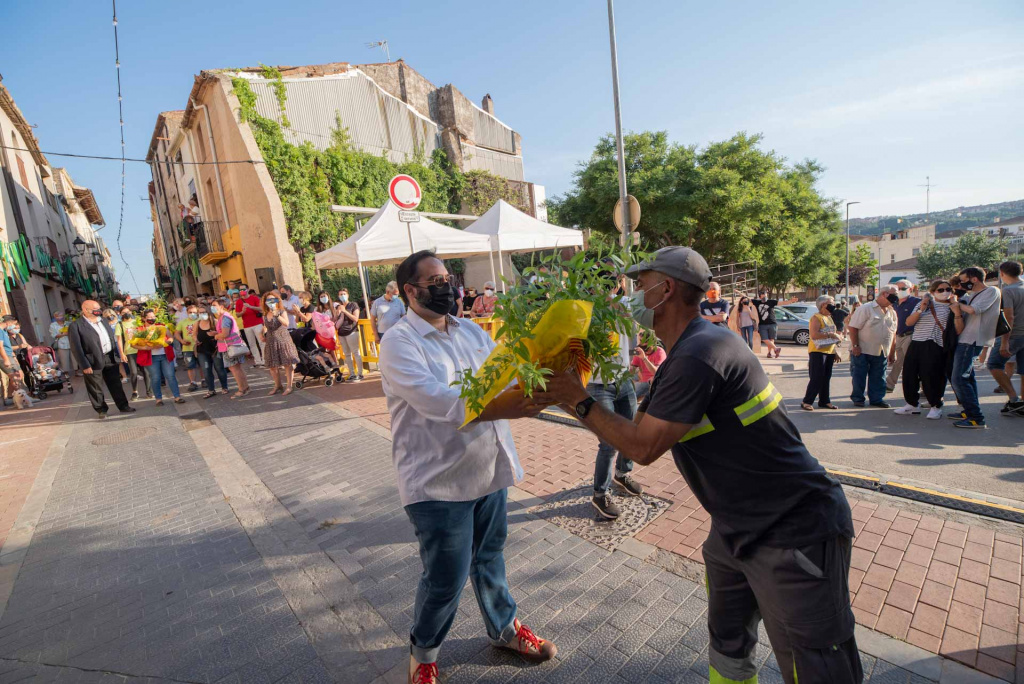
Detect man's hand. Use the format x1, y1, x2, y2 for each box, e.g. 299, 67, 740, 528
540, 369, 591, 411
634, 347, 647, 361
850, 345, 862, 357
83, 367, 93, 375
1000, 344, 1012, 359
478, 386, 556, 421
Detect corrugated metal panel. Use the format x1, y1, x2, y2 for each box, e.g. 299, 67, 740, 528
462, 143, 524, 181
248, 74, 439, 162
471, 106, 515, 153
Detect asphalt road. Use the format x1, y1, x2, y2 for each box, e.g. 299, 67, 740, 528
772, 360, 1024, 502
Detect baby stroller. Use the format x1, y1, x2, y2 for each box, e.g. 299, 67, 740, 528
17, 346, 72, 400
289, 328, 344, 389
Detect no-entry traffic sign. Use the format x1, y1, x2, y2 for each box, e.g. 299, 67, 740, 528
388, 174, 422, 210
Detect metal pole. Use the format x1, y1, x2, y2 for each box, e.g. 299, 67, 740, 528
607, 0, 630, 245
845, 201, 859, 299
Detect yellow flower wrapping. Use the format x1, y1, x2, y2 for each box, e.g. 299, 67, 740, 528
129, 324, 170, 350
461, 300, 594, 427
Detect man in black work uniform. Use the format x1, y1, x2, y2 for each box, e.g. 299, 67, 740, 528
542, 247, 861, 684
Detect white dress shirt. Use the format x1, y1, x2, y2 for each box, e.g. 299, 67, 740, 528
379, 308, 523, 507
86, 317, 114, 354
848, 300, 897, 356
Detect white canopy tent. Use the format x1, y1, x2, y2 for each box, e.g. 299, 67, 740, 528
464, 200, 584, 291
314, 200, 495, 312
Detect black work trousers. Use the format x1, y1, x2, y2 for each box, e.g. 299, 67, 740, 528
702, 529, 862, 684
803, 351, 835, 406
902, 339, 947, 408
84, 361, 131, 415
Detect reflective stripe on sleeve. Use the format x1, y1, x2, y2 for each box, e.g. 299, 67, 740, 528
679, 414, 715, 443
734, 382, 783, 426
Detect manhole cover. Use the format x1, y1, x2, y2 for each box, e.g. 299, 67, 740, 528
531, 479, 671, 551
91, 427, 158, 445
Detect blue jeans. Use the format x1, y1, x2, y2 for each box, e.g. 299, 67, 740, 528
850, 352, 887, 405
197, 351, 228, 392
951, 343, 983, 421
405, 489, 518, 664
740, 325, 755, 349
146, 354, 180, 400
588, 381, 637, 493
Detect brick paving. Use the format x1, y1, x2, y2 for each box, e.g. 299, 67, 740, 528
0, 366, 1017, 683
323, 375, 1024, 681
0, 384, 76, 549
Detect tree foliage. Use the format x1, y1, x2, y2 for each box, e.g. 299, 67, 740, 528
837, 243, 879, 291
915, 233, 1007, 281
547, 131, 844, 294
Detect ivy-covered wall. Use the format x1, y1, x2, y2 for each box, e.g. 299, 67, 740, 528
231, 76, 531, 298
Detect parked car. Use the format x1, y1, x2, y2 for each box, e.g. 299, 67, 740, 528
781, 303, 816, 319
775, 308, 811, 346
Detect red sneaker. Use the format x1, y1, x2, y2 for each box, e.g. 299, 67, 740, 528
497, 619, 557, 662
408, 657, 438, 684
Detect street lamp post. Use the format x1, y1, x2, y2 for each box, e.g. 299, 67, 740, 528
606, 0, 630, 247
845, 201, 860, 300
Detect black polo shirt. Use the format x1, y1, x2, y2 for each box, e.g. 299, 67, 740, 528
641, 317, 853, 557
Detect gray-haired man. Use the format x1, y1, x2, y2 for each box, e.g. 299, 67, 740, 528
370, 280, 406, 343
847, 285, 898, 407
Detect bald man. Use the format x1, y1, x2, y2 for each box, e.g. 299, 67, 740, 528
69, 300, 134, 419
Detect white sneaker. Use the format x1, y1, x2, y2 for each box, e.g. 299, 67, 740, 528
927, 407, 942, 419
894, 404, 921, 415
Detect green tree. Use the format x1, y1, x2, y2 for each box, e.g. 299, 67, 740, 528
836, 243, 879, 291
547, 131, 843, 294
915, 233, 1007, 280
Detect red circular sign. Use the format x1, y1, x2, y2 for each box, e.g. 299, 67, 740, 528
388, 174, 422, 210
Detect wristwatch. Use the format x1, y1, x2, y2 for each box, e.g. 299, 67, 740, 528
574, 397, 596, 420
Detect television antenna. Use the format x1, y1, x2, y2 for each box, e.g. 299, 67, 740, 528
917, 176, 937, 221
367, 40, 390, 62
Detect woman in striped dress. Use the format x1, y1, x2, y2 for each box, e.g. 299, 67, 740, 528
895, 279, 953, 419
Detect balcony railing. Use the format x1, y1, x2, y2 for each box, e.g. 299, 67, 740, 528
195, 220, 229, 264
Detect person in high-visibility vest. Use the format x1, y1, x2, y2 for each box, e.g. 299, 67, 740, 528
542, 246, 861, 684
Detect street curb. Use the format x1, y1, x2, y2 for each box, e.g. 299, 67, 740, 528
0, 402, 81, 623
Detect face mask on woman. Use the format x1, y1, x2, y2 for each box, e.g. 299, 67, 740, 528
340, 294, 349, 303
319, 296, 329, 304
10, 327, 20, 334
825, 304, 836, 314
484, 288, 495, 297
210, 306, 220, 316
199, 313, 210, 321
145, 318, 156, 325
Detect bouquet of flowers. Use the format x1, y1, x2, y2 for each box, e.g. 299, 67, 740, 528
129, 323, 171, 349
455, 249, 643, 426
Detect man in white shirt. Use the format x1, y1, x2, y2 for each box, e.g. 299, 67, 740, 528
379, 250, 558, 684
370, 281, 406, 342
68, 300, 133, 419
847, 286, 898, 408
949, 266, 1002, 428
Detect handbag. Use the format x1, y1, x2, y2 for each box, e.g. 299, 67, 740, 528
995, 310, 1011, 337
227, 341, 250, 359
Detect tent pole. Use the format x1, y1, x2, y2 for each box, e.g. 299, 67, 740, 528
487, 245, 497, 292
498, 250, 506, 293
357, 255, 370, 319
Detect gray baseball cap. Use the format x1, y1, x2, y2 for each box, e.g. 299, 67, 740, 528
625, 246, 713, 293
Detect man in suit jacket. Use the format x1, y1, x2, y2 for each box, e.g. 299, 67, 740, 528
70, 300, 135, 419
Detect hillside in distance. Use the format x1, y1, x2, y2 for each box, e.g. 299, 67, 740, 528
848, 198, 1024, 236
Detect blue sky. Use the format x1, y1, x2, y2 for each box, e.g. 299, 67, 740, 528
1, 0, 1021, 295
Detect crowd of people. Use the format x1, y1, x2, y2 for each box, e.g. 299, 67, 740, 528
795, 262, 1024, 428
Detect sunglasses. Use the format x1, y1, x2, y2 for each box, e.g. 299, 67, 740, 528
934, 288, 952, 293
412, 274, 454, 288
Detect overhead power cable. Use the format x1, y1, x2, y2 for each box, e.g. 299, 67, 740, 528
110, 0, 140, 294
0, 144, 265, 166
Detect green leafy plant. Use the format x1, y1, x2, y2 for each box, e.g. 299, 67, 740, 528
454, 248, 646, 415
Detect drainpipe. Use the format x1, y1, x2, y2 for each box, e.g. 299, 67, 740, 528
191, 100, 230, 232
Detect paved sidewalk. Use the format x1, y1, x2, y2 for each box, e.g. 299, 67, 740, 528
322, 376, 1023, 682
0, 368, 1017, 683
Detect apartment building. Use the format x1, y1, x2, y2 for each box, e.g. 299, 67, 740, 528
147, 59, 542, 296
0, 77, 118, 345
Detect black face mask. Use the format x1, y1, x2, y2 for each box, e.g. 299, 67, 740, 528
415, 283, 455, 316
963, 281, 975, 291
954, 288, 968, 298
886, 293, 900, 305
91, 308, 102, 316
740, 299, 749, 306
826, 304, 836, 314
